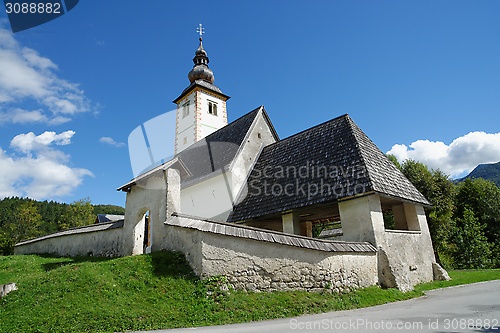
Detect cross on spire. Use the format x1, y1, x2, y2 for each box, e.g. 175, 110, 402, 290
197, 23, 205, 40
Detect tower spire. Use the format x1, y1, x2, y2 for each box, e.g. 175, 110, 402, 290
188, 23, 214, 84
173, 24, 230, 154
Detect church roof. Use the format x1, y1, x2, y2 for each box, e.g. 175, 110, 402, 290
118, 106, 276, 191
228, 114, 430, 222
177, 106, 269, 185
173, 79, 230, 104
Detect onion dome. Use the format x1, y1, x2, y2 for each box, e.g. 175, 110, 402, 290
188, 38, 215, 84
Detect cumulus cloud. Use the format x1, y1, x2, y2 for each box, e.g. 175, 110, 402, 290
387, 131, 500, 178
10, 130, 75, 153
0, 131, 93, 200
0, 25, 92, 124
99, 136, 125, 148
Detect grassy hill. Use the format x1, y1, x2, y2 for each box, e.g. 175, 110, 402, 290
1, 251, 500, 333
459, 161, 500, 186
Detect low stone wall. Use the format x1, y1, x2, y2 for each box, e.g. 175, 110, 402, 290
163, 216, 378, 292
380, 230, 435, 292
14, 221, 124, 257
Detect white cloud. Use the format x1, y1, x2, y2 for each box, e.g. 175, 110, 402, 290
10, 130, 75, 153
0, 25, 92, 124
100, 136, 125, 148
0, 108, 73, 125
387, 131, 500, 177
0, 131, 92, 200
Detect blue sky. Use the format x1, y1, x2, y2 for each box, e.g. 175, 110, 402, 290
0, 1, 499, 207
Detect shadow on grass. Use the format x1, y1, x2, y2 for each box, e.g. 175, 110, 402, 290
37, 253, 116, 271
36, 250, 199, 280
150, 250, 198, 281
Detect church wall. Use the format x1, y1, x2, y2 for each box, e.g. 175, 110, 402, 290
175, 93, 196, 154
179, 109, 277, 222
122, 173, 168, 255
163, 216, 378, 292
160, 222, 204, 276
338, 194, 437, 291
377, 204, 436, 292
180, 172, 235, 221
197, 91, 227, 139
230, 110, 278, 209
339, 194, 386, 245
14, 222, 124, 257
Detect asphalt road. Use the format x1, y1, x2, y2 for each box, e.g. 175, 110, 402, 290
132, 280, 500, 333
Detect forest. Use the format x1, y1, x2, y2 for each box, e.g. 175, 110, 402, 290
0, 197, 124, 255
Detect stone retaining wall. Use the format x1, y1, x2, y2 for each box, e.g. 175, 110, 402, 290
14, 221, 124, 257
162, 216, 378, 292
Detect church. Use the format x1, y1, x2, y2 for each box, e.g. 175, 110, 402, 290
15, 27, 449, 292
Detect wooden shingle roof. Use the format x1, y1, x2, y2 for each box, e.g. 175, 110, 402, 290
168, 213, 376, 253
228, 114, 429, 222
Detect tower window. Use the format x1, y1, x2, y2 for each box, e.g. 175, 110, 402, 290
183, 137, 187, 145
182, 101, 190, 118
208, 101, 218, 116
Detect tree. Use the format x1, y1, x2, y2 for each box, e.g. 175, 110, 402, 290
10, 201, 42, 243
0, 230, 14, 255
59, 198, 95, 230
454, 178, 500, 243
386, 154, 401, 170
93, 204, 125, 215
452, 208, 492, 269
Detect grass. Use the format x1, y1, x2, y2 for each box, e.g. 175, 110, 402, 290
1, 252, 499, 333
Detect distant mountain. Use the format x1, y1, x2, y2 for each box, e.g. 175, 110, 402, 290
458, 161, 500, 186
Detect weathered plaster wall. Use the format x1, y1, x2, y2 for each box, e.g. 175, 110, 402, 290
163, 216, 378, 292
201, 232, 377, 292
229, 109, 278, 208
122, 172, 170, 255
339, 194, 438, 292
179, 108, 277, 222
197, 89, 228, 139
175, 93, 196, 154
378, 204, 436, 292
339, 194, 385, 245
181, 171, 235, 221
14, 221, 124, 257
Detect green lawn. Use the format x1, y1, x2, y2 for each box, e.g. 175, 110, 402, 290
1, 252, 499, 333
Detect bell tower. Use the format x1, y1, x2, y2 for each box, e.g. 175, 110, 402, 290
173, 24, 230, 154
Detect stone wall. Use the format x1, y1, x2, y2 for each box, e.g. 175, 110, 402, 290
14, 221, 124, 257
339, 194, 439, 292
162, 216, 378, 292
380, 231, 435, 291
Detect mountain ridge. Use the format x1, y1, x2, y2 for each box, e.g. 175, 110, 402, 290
459, 161, 500, 186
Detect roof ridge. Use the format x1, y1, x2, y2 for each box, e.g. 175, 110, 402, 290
261, 113, 350, 150
259, 106, 280, 141
344, 115, 375, 191
346, 116, 431, 205
225, 105, 261, 127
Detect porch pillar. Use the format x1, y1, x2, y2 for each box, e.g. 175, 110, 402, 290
282, 211, 301, 235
